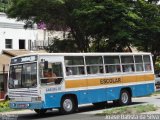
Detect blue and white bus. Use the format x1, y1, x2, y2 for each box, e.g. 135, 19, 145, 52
8, 53, 155, 114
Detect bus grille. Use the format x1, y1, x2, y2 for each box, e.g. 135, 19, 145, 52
8, 89, 38, 98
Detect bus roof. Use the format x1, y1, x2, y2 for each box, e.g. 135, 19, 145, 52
11, 52, 152, 59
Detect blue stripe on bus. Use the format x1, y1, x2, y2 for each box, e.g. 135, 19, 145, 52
44, 83, 155, 108
9, 83, 154, 109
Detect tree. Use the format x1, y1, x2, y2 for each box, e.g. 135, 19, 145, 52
133, 0, 160, 65
7, 0, 137, 52
0, 0, 10, 12
44, 38, 79, 53
7, 0, 89, 52
6, 0, 160, 63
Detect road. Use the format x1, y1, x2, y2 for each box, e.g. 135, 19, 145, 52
2, 95, 160, 120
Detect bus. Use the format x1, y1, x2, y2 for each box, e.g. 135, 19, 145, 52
8, 53, 155, 114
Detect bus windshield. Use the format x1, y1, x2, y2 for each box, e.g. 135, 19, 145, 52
9, 63, 37, 89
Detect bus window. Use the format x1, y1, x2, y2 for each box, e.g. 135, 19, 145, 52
85, 56, 104, 74
104, 56, 121, 73
143, 55, 151, 71
135, 55, 144, 72
121, 56, 135, 72
22, 63, 37, 87
40, 62, 63, 85
65, 56, 85, 76
9, 63, 37, 89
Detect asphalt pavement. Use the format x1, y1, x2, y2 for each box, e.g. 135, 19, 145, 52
1, 95, 160, 120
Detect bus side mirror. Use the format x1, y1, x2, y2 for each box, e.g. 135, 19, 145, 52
44, 61, 48, 69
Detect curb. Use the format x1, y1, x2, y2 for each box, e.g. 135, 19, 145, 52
0, 110, 34, 115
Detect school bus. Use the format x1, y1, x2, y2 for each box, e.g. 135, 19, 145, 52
8, 53, 155, 114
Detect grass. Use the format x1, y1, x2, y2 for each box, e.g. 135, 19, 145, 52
0, 100, 15, 112
96, 104, 158, 116
151, 90, 160, 96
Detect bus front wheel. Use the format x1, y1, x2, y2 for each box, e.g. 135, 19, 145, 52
60, 96, 77, 114
34, 109, 47, 114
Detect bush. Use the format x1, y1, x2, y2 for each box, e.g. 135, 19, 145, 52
0, 100, 9, 108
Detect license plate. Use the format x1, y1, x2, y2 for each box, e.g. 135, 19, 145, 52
18, 104, 27, 108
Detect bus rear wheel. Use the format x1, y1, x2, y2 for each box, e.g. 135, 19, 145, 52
118, 89, 131, 106
34, 109, 47, 114
60, 96, 77, 114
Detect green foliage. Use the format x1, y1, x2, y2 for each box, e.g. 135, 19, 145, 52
44, 38, 79, 53
6, 0, 160, 60
155, 56, 160, 71
96, 104, 157, 115
0, 100, 16, 112
0, 100, 9, 108
0, 0, 10, 12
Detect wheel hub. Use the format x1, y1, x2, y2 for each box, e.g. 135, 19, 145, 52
63, 99, 73, 112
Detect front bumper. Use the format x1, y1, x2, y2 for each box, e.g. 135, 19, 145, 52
10, 101, 43, 109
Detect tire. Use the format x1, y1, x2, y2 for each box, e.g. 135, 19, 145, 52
34, 109, 47, 114
118, 89, 131, 106
59, 96, 77, 114
93, 102, 107, 108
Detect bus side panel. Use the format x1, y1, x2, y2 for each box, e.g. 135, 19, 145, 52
44, 90, 90, 108
87, 88, 106, 103
106, 87, 121, 101
76, 90, 89, 104
44, 93, 63, 108
131, 83, 155, 97
43, 83, 154, 109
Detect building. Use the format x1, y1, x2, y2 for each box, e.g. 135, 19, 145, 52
0, 12, 38, 53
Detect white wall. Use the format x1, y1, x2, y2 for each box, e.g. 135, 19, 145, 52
0, 12, 38, 53
0, 28, 37, 52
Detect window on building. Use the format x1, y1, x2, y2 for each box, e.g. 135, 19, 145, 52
65, 56, 85, 76
5, 39, 12, 49
143, 55, 151, 71
19, 39, 25, 49
85, 56, 104, 74
104, 56, 121, 73
135, 55, 144, 72
121, 56, 135, 72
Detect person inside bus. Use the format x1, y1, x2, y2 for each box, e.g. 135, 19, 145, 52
99, 66, 104, 73
66, 67, 73, 76
43, 69, 57, 83
123, 65, 133, 72
145, 64, 151, 71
